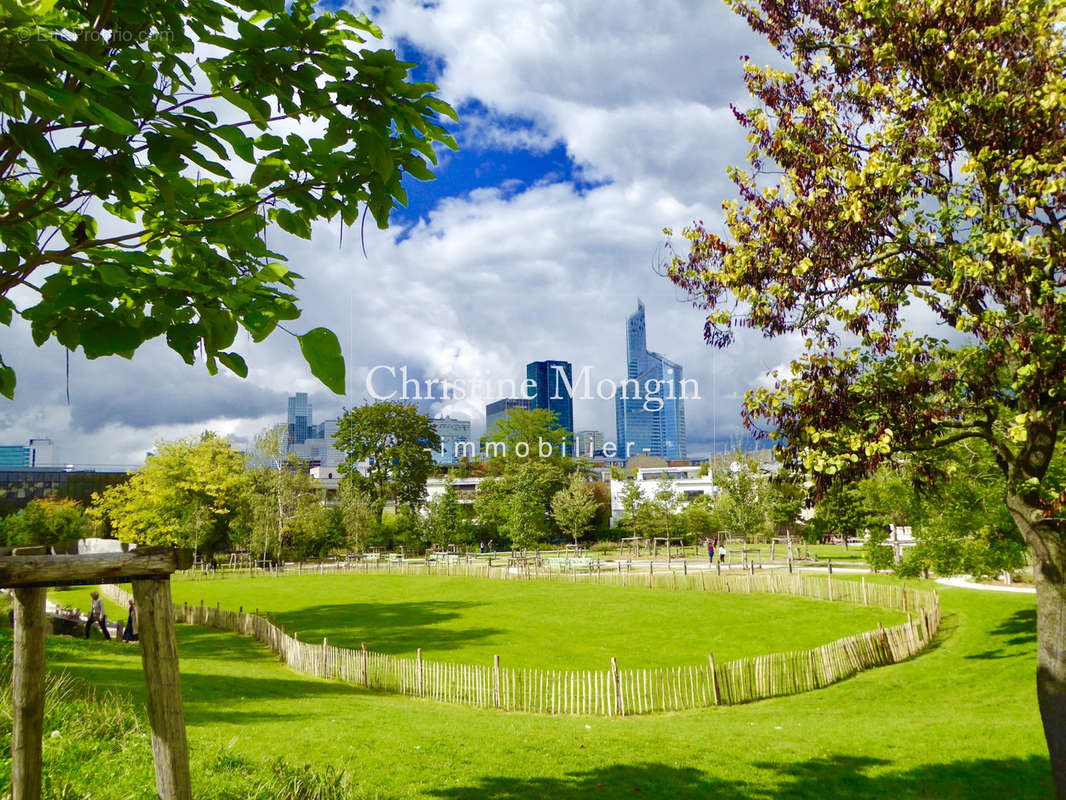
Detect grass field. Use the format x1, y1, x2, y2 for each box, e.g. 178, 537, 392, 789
7, 574, 1054, 799
162, 573, 904, 669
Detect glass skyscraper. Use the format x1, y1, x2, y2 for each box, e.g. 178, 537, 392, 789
287, 392, 314, 448
485, 398, 532, 437
525, 360, 574, 441
615, 300, 687, 459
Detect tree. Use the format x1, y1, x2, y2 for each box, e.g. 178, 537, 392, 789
666, 0, 1066, 787
474, 459, 566, 551
422, 481, 473, 548
2, 497, 91, 547
338, 477, 376, 553
616, 480, 644, 537
0, 0, 456, 398
766, 473, 806, 540
245, 445, 326, 562
333, 401, 439, 523
892, 444, 1027, 581
679, 494, 716, 541
713, 458, 767, 542
90, 432, 248, 553
807, 482, 871, 545
482, 408, 567, 465
550, 474, 599, 544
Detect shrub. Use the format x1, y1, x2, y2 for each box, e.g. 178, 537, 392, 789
864, 539, 895, 573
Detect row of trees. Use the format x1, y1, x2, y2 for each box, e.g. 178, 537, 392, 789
3, 411, 1024, 569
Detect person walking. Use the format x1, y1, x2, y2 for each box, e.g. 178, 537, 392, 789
122, 598, 138, 643
84, 590, 111, 640
707, 538, 714, 564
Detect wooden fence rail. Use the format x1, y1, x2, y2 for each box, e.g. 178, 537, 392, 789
101, 570, 940, 716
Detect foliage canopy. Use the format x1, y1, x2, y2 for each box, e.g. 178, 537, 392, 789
0, 0, 456, 397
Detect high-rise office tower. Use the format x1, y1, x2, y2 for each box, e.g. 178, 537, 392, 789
525, 360, 574, 441
615, 300, 687, 459
575, 430, 605, 457
287, 393, 314, 448
430, 417, 473, 465
485, 398, 532, 437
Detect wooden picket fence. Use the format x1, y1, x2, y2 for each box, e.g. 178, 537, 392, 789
101, 569, 940, 716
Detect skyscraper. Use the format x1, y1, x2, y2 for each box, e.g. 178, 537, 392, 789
575, 430, 605, 457
287, 393, 314, 448
485, 398, 532, 437
615, 300, 687, 459
430, 416, 473, 465
525, 360, 574, 441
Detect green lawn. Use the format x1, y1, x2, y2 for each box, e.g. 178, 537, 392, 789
6, 576, 1053, 799
164, 573, 903, 669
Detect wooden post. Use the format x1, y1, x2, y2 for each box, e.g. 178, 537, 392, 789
11, 586, 46, 800
611, 657, 622, 716
361, 642, 369, 688
707, 653, 720, 706
417, 648, 424, 697
493, 654, 501, 708
132, 576, 192, 800
322, 637, 329, 679
861, 576, 868, 605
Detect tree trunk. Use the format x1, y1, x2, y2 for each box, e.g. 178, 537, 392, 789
1008, 494, 1066, 798
1034, 549, 1066, 799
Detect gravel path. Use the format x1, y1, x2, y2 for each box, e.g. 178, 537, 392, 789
936, 575, 1036, 594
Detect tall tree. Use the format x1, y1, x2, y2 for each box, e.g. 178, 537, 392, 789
713, 459, 767, 542
0, 0, 455, 398
90, 432, 248, 553
474, 459, 566, 551
244, 433, 327, 562
482, 408, 567, 465
422, 481, 473, 548
338, 477, 377, 553
667, 1, 1066, 788
333, 401, 439, 523
2, 497, 91, 547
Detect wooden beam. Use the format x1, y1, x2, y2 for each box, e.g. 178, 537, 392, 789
0, 548, 193, 589
12, 586, 46, 800
132, 576, 192, 800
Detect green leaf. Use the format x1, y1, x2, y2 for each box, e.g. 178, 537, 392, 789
250, 156, 288, 187
258, 262, 289, 282
0, 365, 14, 399
298, 327, 345, 394
214, 124, 256, 163
87, 103, 140, 137
217, 351, 247, 378
96, 263, 127, 286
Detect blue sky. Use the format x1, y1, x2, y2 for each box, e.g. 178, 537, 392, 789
0, 0, 784, 466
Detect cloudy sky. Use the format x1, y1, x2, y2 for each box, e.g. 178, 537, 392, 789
1, 0, 799, 469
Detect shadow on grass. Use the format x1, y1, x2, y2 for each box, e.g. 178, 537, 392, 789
968, 608, 1037, 660
266, 600, 505, 655
426, 754, 1053, 800
42, 627, 376, 726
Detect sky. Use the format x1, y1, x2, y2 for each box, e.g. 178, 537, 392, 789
0, 0, 800, 469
